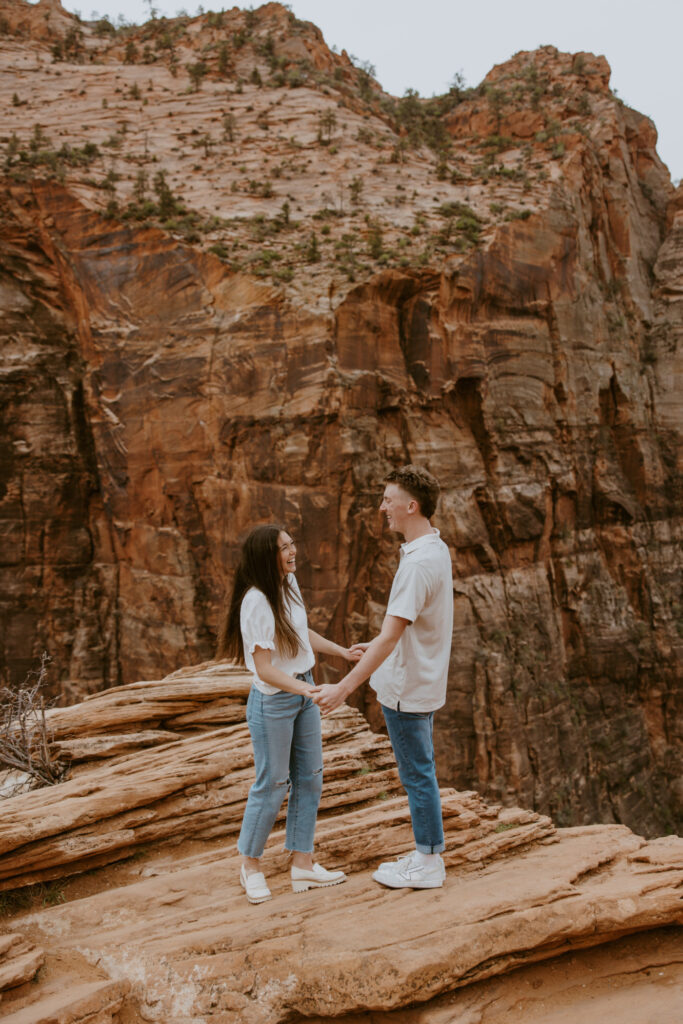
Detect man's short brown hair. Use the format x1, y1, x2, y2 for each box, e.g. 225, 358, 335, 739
384, 465, 440, 519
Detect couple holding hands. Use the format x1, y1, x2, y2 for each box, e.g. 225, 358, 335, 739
217, 465, 453, 904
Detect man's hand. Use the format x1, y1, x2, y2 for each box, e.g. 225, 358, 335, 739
312, 682, 349, 716
313, 618, 408, 717
348, 642, 369, 657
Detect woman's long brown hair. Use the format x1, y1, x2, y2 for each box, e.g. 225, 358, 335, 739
216, 524, 302, 663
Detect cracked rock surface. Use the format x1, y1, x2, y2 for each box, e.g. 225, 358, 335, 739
0, 662, 681, 1022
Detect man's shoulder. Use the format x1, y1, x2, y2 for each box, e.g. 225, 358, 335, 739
395, 544, 450, 590
404, 536, 451, 567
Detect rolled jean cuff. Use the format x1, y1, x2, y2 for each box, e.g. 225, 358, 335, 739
415, 840, 446, 854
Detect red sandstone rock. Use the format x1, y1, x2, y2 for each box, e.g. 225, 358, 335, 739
0, 933, 44, 993
0, 0, 680, 843
0, 661, 680, 1023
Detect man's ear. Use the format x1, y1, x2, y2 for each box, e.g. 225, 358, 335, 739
407, 498, 418, 515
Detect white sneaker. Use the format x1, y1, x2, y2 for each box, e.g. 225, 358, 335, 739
372, 857, 445, 889
291, 862, 347, 893
376, 852, 446, 880
240, 864, 272, 904
375, 851, 420, 874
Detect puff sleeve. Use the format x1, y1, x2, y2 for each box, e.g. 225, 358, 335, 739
240, 589, 276, 656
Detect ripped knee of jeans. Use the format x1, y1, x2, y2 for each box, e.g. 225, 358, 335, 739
290, 766, 322, 785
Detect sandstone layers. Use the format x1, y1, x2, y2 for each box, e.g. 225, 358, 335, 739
0, 0, 681, 836
0, 662, 681, 1023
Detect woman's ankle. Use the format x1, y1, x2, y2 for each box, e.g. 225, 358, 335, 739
291, 851, 314, 870
242, 856, 262, 874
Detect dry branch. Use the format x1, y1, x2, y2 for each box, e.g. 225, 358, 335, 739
0, 654, 69, 793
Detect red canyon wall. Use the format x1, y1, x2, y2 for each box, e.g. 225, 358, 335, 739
0, 1, 680, 834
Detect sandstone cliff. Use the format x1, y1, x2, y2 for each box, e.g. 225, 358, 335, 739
0, 662, 681, 1023
0, 0, 681, 836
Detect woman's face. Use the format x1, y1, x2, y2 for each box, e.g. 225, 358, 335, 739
277, 531, 297, 577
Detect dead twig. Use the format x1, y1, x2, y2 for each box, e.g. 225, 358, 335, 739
0, 654, 69, 793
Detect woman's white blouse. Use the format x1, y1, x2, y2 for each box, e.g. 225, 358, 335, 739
240, 575, 315, 694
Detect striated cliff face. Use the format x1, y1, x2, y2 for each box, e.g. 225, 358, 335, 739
0, 0, 681, 835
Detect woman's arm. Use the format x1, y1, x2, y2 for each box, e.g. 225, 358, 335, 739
312, 615, 409, 714
308, 629, 361, 662
252, 647, 316, 696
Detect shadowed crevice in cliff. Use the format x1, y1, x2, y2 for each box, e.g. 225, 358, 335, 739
0, 191, 117, 693
598, 373, 649, 518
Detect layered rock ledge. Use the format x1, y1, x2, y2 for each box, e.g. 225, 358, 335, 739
0, 663, 681, 1022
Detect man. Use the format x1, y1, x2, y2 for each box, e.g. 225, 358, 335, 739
313, 465, 453, 889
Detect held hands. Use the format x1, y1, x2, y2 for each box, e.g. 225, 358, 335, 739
312, 682, 349, 716
311, 640, 369, 715
344, 644, 365, 663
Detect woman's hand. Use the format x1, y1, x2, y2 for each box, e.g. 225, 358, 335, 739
312, 682, 348, 715
343, 646, 364, 663
252, 647, 316, 697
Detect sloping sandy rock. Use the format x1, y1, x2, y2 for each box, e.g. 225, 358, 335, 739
300, 927, 683, 1024
0, 662, 680, 1022
13, 817, 683, 1023
0, 932, 44, 994
0, 663, 541, 889
1, 970, 130, 1024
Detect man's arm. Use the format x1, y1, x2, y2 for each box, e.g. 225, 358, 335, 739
312, 614, 409, 715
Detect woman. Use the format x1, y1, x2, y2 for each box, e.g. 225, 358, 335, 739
217, 523, 358, 904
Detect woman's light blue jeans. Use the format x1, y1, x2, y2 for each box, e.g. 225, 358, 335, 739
382, 704, 445, 854
238, 672, 323, 859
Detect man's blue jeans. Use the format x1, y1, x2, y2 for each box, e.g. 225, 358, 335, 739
382, 704, 445, 854
238, 672, 323, 858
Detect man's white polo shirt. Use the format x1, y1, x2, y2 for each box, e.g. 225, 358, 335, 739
369, 529, 453, 712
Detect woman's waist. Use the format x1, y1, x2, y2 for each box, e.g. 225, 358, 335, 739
266, 651, 315, 675
250, 659, 315, 695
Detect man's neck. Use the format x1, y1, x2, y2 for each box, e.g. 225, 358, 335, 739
401, 517, 434, 544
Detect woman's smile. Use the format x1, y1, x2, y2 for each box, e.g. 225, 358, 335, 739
277, 532, 297, 576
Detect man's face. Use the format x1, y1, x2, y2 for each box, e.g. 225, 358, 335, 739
380, 483, 414, 534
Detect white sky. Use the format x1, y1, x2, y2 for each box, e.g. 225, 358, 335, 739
57, 0, 682, 182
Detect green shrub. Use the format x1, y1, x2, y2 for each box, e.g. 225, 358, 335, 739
217, 42, 231, 76
124, 41, 138, 64
349, 176, 363, 204
273, 266, 294, 282
317, 109, 337, 144
187, 61, 207, 91
208, 242, 229, 259
305, 233, 320, 262
366, 218, 384, 258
